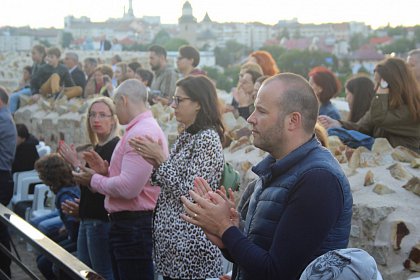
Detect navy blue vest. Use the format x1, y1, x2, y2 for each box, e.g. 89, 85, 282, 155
236, 137, 353, 280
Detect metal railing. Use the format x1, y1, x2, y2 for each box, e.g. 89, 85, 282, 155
0, 204, 103, 280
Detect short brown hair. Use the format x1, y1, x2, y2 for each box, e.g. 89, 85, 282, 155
179, 45, 200, 67
94, 64, 113, 78
46, 47, 61, 59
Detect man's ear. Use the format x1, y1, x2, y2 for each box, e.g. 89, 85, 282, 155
288, 112, 302, 130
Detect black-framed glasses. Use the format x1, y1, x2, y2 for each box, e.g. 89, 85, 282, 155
173, 96, 191, 106
88, 112, 113, 119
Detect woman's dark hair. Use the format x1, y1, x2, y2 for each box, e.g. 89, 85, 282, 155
375, 57, 420, 121
345, 75, 375, 122
128, 61, 142, 72
176, 75, 225, 141
16, 123, 29, 139
308, 66, 341, 104
35, 153, 75, 194
136, 68, 154, 87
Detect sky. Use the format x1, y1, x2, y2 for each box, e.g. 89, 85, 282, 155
1, 0, 420, 29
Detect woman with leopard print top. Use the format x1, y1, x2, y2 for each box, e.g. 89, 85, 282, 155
129, 75, 225, 280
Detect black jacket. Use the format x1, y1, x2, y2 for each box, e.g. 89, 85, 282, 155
70, 67, 87, 90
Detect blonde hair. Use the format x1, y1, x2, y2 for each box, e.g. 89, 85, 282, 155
86, 97, 120, 145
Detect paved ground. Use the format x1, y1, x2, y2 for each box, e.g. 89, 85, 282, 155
9, 233, 44, 280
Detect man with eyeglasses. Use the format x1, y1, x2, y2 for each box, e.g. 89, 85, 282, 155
148, 45, 178, 106
73, 79, 168, 280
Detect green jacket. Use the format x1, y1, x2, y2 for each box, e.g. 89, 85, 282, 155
341, 94, 420, 152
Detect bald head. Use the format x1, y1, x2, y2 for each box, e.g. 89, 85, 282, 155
114, 79, 148, 105
264, 73, 319, 133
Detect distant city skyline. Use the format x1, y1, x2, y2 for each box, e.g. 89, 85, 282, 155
1, 0, 420, 29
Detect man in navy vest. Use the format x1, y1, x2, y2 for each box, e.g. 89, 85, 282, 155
181, 73, 353, 280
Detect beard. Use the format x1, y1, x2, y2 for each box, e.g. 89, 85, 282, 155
150, 62, 161, 71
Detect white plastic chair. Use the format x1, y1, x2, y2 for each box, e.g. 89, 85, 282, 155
27, 183, 56, 220
10, 170, 39, 207
11, 175, 41, 206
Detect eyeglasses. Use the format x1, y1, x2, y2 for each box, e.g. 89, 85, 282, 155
173, 96, 191, 106
88, 112, 113, 119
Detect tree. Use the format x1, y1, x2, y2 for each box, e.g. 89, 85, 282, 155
279, 28, 290, 40
202, 65, 240, 92
214, 40, 249, 68
277, 49, 338, 77
152, 29, 171, 46
61, 32, 74, 49
349, 33, 367, 51
260, 45, 286, 69
379, 38, 415, 55
413, 25, 420, 44
164, 38, 189, 51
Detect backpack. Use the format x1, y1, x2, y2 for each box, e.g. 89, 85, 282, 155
220, 161, 240, 192
191, 130, 241, 192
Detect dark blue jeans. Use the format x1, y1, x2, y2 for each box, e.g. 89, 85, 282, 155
109, 212, 154, 280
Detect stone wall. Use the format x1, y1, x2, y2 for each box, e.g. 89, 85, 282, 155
12, 88, 420, 280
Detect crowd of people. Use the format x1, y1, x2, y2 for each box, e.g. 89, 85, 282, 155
1, 41, 420, 280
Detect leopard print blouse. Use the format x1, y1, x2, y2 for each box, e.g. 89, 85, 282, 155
152, 128, 224, 279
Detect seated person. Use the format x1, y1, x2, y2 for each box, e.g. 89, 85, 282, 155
319, 58, 420, 152
135, 68, 154, 88
135, 68, 154, 103
9, 44, 46, 113
31, 47, 82, 100
235, 69, 262, 119
64, 52, 86, 91
127, 61, 142, 79
34, 153, 80, 280
308, 66, 342, 120
228, 62, 263, 113
90, 64, 114, 98
12, 123, 39, 174
344, 75, 375, 123
15, 65, 32, 91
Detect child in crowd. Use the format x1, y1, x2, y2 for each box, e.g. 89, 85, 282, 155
31, 47, 82, 100
34, 153, 80, 280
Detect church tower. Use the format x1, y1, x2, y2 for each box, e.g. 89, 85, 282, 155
178, 1, 197, 45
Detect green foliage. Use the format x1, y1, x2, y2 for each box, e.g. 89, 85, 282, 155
279, 28, 290, 39
379, 38, 415, 55
202, 65, 240, 92
414, 25, 420, 43
260, 45, 286, 69
357, 65, 370, 74
61, 32, 73, 49
38, 39, 51, 48
349, 33, 368, 51
163, 38, 189, 51
277, 49, 338, 77
123, 43, 149, 51
152, 29, 171, 46
214, 40, 249, 68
